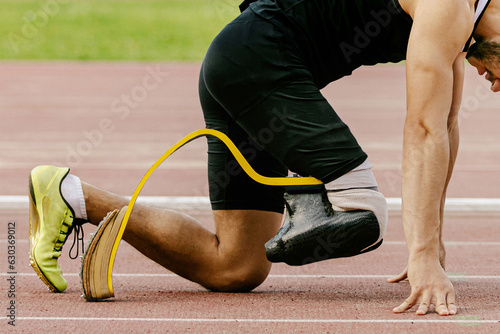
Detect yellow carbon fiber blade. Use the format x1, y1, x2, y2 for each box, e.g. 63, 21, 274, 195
107, 128, 322, 293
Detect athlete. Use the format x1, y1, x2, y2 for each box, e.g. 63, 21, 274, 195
28, 0, 499, 316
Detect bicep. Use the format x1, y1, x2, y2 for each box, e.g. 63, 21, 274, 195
405, 0, 472, 126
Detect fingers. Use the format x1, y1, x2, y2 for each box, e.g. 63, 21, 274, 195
393, 293, 433, 315
446, 292, 457, 315
393, 295, 417, 314
427, 292, 456, 316
387, 267, 408, 283
416, 295, 431, 315
422, 289, 456, 316
392, 260, 457, 315
394, 290, 457, 315
435, 292, 452, 316
387, 272, 408, 283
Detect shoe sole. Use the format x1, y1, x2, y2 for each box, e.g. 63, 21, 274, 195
29, 173, 60, 293
81, 206, 127, 301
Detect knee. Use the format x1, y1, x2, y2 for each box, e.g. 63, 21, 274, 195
205, 261, 271, 293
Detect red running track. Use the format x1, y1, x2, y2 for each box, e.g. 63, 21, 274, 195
1, 62, 500, 332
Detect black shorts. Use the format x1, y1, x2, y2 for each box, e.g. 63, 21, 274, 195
199, 9, 367, 213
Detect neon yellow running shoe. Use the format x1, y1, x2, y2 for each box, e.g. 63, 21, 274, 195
29, 165, 87, 292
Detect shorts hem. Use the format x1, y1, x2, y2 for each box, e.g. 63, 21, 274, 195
320, 154, 368, 184
211, 202, 285, 214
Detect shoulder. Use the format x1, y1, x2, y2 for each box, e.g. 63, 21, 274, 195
398, 0, 474, 21
403, 0, 475, 50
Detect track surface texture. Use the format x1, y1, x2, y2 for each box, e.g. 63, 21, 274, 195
1, 62, 500, 333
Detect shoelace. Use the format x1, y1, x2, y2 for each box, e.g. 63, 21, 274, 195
68, 219, 86, 260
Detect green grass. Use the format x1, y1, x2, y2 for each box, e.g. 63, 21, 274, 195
0, 0, 241, 60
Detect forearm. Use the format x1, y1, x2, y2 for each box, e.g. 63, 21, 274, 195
402, 48, 464, 258
440, 121, 459, 234
437, 123, 458, 268
402, 123, 450, 257
439, 54, 465, 247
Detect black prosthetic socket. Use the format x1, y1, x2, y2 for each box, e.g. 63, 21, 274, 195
265, 185, 382, 266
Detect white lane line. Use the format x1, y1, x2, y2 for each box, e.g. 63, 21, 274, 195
269, 274, 500, 279
16, 317, 500, 324
3, 273, 500, 279
384, 241, 500, 246
0, 161, 207, 170
4, 196, 500, 212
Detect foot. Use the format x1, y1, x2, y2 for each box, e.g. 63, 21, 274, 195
265, 185, 382, 266
29, 165, 87, 292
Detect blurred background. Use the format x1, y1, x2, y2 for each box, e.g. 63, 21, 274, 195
1, 0, 241, 198
1, 0, 240, 61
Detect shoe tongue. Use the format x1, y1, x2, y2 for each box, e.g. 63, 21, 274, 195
61, 174, 87, 220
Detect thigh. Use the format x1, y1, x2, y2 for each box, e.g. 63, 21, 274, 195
200, 64, 288, 213
236, 80, 368, 183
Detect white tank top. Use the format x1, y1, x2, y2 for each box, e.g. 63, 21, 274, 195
463, 0, 492, 51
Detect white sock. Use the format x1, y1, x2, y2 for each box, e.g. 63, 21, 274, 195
61, 174, 87, 220
325, 159, 387, 246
